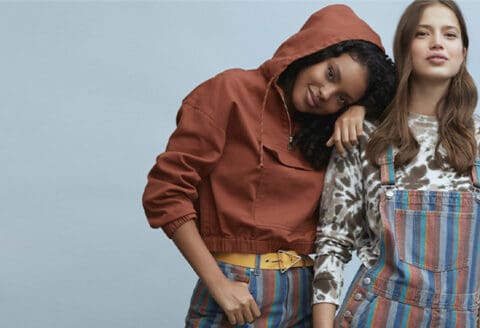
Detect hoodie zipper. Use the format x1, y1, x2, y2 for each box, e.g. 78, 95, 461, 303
279, 93, 294, 150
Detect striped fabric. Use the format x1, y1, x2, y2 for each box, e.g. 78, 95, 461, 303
336, 149, 480, 327
185, 261, 313, 327
378, 146, 395, 186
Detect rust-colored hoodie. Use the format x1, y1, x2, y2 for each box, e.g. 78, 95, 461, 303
143, 5, 385, 254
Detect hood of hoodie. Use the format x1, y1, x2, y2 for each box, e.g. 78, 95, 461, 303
260, 4, 385, 80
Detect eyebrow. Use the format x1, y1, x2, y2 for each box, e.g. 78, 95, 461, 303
333, 62, 353, 103
417, 24, 460, 31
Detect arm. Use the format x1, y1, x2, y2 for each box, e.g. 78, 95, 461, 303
312, 143, 365, 322
172, 221, 260, 325
326, 105, 365, 157
312, 303, 336, 328
143, 74, 261, 324
143, 74, 231, 237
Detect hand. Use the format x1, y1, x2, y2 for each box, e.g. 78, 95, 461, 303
209, 278, 261, 325
326, 105, 365, 157
172, 221, 261, 325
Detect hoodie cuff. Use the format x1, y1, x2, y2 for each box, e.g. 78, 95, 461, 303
162, 213, 197, 238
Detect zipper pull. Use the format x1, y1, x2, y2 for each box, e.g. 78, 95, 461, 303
288, 136, 294, 150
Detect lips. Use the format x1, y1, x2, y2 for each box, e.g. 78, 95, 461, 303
427, 54, 448, 64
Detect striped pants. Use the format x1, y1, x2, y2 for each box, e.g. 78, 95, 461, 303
185, 261, 313, 327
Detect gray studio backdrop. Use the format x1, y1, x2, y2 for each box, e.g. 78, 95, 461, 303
2, 1, 480, 327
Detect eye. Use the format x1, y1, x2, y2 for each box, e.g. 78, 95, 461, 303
415, 30, 428, 38
327, 66, 335, 81
445, 32, 458, 39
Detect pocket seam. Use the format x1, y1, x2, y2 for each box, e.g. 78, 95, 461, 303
394, 208, 471, 272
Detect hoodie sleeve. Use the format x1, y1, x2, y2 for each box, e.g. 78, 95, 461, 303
142, 73, 232, 238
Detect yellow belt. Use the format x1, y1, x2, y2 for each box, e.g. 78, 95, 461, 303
212, 250, 314, 273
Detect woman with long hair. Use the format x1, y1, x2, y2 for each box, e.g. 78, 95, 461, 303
313, 1, 479, 327
142, 4, 396, 327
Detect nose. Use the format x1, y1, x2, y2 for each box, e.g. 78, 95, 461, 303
430, 32, 444, 49
319, 84, 336, 101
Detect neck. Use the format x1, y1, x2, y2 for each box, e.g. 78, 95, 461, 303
408, 78, 450, 116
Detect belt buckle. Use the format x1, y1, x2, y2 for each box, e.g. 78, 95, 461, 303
277, 250, 301, 273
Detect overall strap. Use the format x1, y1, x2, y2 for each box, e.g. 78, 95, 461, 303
378, 145, 395, 186
471, 159, 480, 189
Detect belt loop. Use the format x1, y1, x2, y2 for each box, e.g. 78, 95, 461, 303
253, 254, 261, 276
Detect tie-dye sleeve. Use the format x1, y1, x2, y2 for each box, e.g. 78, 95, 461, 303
312, 133, 367, 305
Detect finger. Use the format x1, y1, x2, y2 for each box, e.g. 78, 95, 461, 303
250, 301, 261, 319
326, 136, 334, 147
356, 122, 364, 137
341, 125, 352, 150
242, 305, 254, 324
226, 312, 237, 326
329, 124, 341, 148
235, 311, 245, 326
349, 124, 358, 146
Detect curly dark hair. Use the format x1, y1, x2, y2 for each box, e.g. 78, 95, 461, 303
278, 40, 397, 170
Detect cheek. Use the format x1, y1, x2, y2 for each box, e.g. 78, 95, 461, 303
291, 85, 306, 112
450, 47, 465, 69
292, 72, 306, 95
451, 46, 465, 60
410, 44, 424, 62
410, 48, 425, 73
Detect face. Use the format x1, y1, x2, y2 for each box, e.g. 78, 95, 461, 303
290, 52, 368, 115
410, 4, 466, 83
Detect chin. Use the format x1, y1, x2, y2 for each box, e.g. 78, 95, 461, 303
414, 71, 457, 82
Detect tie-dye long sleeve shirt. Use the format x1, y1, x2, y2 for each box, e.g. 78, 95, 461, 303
313, 112, 480, 305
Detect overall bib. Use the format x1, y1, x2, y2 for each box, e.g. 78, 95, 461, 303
336, 147, 480, 327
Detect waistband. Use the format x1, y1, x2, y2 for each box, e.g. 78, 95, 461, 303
212, 250, 314, 273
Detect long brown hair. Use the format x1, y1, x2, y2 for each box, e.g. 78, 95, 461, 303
367, 0, 478, 174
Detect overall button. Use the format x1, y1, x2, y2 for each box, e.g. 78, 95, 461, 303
363, 277, 371, 285
344, 310, 352, 319
476, 193, 480, 203
354, 293, 363, 301
385, 190, 394, 199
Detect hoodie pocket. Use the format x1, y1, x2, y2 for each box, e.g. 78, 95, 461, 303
253, 144, 323, 234
262, 144, 314, 170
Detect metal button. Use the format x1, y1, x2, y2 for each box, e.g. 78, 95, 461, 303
344, 310, 352, 318
363, 277, 371, 285
385, 190, 394, 199
354, 293, 362, 301
476, 193, 480, 203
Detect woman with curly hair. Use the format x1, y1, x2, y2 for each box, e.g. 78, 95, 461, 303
142, 4, 396, 327
313, 1, 479, 327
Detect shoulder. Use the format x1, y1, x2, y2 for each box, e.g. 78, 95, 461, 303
473, 113, 480, 133
183, 69, 247, 102
175, 68, 268, 130
209, 68, 253, 86
182, 68, 265, 108
363, 119, 378, 136
356, 119, 378, 148
473, 113, 480, 149
177, 69, 258, 123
